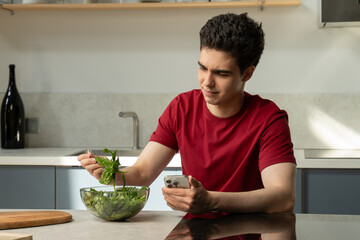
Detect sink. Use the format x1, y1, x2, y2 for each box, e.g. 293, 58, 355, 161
70, 149, 143, 157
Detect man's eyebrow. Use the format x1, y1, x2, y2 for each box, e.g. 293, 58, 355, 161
197, 61, 206, 69
213, 69, 232, 75
198, 61, 232, 74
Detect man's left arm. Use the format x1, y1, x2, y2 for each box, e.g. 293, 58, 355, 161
162, 162, 296, 214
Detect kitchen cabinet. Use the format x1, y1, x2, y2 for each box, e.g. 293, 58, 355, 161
56, 166, 182, 210
2, 149, 360, 214
294, 169, 302, 213
0, 166, 55, 209
55, 167, 100, 209
0, 0, 300, 12
1, 166, 356, 214
303, 169, 360, 215
56, 167, 304, 212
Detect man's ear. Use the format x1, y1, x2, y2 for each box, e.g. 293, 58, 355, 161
242, 66, 256, 83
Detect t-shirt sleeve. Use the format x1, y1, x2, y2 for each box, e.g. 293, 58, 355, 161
149, 98, 179, 151
258, 110, 296, 171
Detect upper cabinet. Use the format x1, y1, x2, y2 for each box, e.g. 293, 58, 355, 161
1, 0, 300, 11
320, 0, 360, 27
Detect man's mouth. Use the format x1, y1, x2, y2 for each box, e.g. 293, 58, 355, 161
202, 88, 219, 96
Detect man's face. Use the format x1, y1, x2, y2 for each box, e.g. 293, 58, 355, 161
198, 48, 246, 113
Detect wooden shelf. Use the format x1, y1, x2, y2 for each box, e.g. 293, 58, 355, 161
1, 0, 300, 11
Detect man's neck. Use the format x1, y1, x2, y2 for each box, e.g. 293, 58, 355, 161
206, 94, 245, 118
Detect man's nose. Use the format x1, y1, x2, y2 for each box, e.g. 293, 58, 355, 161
203, 72, 215, 87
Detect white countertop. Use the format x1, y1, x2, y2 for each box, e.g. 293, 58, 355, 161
1, 148, 360, 169
0, 147, 182, 168
295, 149, 360, 169
0, 148, 83, 167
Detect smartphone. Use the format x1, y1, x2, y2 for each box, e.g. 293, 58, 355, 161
164, 175, 190, 189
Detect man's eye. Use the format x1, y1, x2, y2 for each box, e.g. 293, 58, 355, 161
217, 72, 230, 77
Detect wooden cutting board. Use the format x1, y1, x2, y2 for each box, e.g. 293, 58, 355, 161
0, 211, 72, 230
0, 232, 32, 240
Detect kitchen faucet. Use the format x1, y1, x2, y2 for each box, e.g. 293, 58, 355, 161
119, 111, 140, 150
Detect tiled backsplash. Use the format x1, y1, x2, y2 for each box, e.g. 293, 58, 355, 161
262, 93, 360, 150
16, 92, 360, 150
21, 93, 176, 148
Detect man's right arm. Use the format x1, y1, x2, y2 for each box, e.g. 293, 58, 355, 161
78, 141, 176, 187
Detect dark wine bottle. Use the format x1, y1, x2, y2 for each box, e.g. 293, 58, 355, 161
1, 64, 25, 149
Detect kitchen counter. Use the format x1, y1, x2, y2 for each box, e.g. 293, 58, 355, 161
0, 210, 185, 240
0, 148, 360, 169
1, 147, 360, 169
1, 210, 360, 239
298, 149, 360, 169
0, 148, 84, 167
0, 147, 181, 168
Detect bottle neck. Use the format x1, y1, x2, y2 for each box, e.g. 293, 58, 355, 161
8, 66, 17, 89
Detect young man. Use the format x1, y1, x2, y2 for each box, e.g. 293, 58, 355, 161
78, 13, 296, 214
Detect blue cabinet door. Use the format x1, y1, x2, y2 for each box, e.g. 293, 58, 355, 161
304, 169, 360, 214
0, 166, 55, 209
294, 169, 302, 213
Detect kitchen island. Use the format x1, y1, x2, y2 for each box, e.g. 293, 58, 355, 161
1, 210, 360, 239
0, 210, 185, 240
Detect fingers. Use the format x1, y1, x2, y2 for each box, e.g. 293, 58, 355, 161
78, 154, 96, 167
162, 187, 193, 212
85, 162, 101, 173
164, 191, 191, 212
85, 163, 103, 180
77, 153, 94, 162
77, 153, 103, 180
189, 175, 202, 188
162, 186, 189, 195
162, 177, 209, 214
166, 200, 189, 213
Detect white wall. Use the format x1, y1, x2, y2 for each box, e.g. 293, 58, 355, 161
1, 0, 359, 94
1, 0, 360, 149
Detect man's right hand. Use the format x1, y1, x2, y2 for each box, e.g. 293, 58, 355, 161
77, 153, 103, 181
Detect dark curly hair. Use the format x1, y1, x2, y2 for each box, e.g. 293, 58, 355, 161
200, 13, 265, 74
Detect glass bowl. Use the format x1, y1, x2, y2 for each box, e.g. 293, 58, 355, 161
80, 185, 149, 221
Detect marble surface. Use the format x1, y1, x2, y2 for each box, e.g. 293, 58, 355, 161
295, 149, 360, 169
0, 147, 181, 167
1, 147, 360, 169
0, 147, 83, 157
1, 210, 360, 240
0, 147, 82, 166
0, 210, 185, 240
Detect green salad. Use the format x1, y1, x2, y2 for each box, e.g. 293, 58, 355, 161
95, 148, 127, 189
81, 186, 148, 221
81, 148, 149, 221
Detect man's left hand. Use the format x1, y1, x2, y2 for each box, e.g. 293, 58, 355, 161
162, 175, 213, 214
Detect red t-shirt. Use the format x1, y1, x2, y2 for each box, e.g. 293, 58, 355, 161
150, 90, 296, 192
